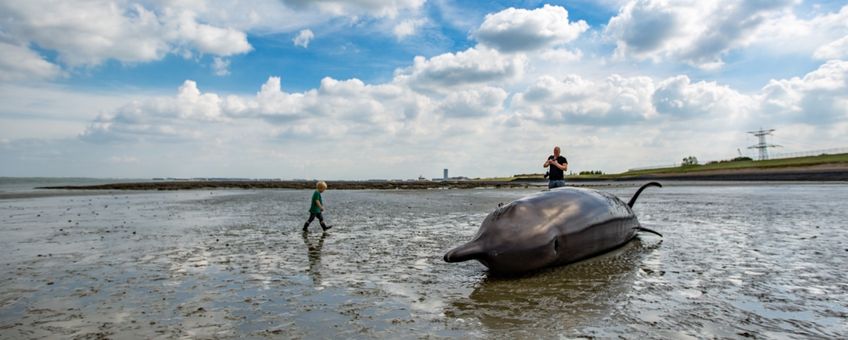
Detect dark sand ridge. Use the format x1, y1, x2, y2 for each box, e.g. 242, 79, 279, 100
38, 180, 541, 191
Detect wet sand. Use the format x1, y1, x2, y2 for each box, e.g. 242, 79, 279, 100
1, 183, 846, 338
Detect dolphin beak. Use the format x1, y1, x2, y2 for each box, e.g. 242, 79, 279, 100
444, 241, 484, 263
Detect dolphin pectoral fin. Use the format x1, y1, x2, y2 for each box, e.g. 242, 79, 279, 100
628, 182, 662, 208
636, 227, 663, 237
444, 242, 485, 263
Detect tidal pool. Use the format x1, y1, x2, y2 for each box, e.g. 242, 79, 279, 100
1, 182, 846, 338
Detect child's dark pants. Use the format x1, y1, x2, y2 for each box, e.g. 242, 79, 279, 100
303, 212, 328, 231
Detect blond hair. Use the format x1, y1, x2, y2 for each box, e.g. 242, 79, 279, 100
316, 181, 327, 190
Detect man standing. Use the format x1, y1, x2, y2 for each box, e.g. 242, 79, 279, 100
543, 146, 568, 189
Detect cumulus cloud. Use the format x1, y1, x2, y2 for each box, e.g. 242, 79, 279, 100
293, 29, 315, 48
0, 41, 64, 81
394, 47, 526, 93
509, 74, 655, 125
539, 48, 583, 62
751, 4, 848, 59
653, 75, 755, 121
814, 35, 848, 60
167, 9, 252, 57
438, 87, 508, 118
760, 59, 848, 123
474, 4, 588, 53
80, 75, 437, 144
80, 80, 226, 143
280, 0, 425, 18
393, 18, 426, 39
0, 0, 252, 69
211, 57, 231, 76
605, 0, 797, 69
62, 56, 848, 177
506, 59, 848, 129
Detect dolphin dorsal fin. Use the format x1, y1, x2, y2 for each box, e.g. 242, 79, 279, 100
628, 182, 662, 208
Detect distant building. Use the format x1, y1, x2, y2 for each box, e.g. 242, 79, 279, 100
443, 168, 448, 180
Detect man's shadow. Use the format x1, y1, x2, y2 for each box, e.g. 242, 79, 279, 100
301, 230, 327, 286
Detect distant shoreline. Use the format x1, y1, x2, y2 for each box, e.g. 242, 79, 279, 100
26, 160, 848, 192
34, 165, 848, 192
37, 180, 544, 191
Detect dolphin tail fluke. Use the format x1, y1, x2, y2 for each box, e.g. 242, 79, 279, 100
628, 182, 662, 208
636, 226, 663, 237
444, 242, 485, 263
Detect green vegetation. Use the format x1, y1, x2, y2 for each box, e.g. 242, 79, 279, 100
618, 152, 848, 178
479, 152, 848, 182
681, 156, 699, 166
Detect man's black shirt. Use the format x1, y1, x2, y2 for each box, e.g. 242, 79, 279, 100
547, 155, 568, 180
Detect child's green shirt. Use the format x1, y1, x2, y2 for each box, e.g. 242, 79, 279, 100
309, 190, 323, 213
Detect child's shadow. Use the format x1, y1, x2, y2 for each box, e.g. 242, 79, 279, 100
301, 230, 328, 286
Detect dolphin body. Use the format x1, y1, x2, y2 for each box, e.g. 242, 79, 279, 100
444, 182, 662, 274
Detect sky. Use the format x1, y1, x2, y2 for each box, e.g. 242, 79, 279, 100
1, 0, 847, 180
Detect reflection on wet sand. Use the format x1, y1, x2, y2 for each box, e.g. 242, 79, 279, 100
302, 230, 327, 286
3, 185, 848, 338
448, 239, 660, 334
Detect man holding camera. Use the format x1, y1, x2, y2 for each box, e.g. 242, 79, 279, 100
543, 146, 568, 189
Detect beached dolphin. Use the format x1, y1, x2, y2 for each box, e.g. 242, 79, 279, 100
443, 182, 662, 274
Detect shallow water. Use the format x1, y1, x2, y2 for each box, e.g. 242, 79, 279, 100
0, 183, 846, 338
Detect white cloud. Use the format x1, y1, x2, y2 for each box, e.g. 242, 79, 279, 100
605, 0, 798, 69
759, 59, 848, 123
293, 29, 315, 48
394, 47, 526, 93
509, 74, 656, 125
0, 41, 64, 81
79, 80, 227, 143
280, 0, 425, 18
438, 87, 508, 118
653, 75, 755, 121
6, 2, 848, 178
167, 9, 252, 57
474, 4, 588, 53
0, 82, 135, 140
539, 48, 583, 62
753, 4, 848, 59
211, 57, 230, 76
0, 0, 252, 69
393, 18, 426, 39
814, 35, 848, 60
11, 56, 848, 177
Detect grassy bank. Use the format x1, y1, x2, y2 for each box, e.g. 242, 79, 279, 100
618, 153, 848, 177
491, 152, 848, 181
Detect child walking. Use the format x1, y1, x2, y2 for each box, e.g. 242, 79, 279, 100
303, 181, 332, 232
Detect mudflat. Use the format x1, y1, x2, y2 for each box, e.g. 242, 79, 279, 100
1, 183, 846, 338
